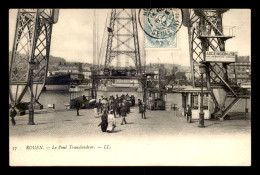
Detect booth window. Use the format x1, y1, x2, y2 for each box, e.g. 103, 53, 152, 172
202, 94, 209, 110
191, 93, 208, 110
192, 93, 199, 110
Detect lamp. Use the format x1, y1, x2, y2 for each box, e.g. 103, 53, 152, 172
28, 60, 36, 125
198, 64, 205, 128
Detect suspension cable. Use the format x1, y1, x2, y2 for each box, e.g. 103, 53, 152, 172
98, 9, 110, 70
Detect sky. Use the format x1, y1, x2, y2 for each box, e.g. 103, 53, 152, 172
9, 9, 251, 67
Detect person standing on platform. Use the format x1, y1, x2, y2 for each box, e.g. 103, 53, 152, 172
10, 108, 17, 126
82, 95, 87, 108
125, 100, 130, 114
116, 94, 119, 102
138, 99, 142, 113
98, 110, 108, 132
115, 95, 119, 115
140, 103, 147, 119
107, 109, 116, 133
76, 101, 80, 116
185, 105, 192, 123
120, 103, 127, 125
118, 102, 122, 117
131, 95, 135, 106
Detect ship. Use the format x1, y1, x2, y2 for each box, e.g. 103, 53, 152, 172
44, 72, 88, 91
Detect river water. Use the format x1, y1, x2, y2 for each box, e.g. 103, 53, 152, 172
22, 89, 182, 111
22, 87, 251, 112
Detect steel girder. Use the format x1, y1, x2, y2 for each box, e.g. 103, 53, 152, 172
187, 9, 229, 87
187, 9, 240, 118
104, 9, 142, 74
9, 9, 58, 108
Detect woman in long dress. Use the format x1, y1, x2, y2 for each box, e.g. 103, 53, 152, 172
98, 110, 108, 132
106, 110, 116, 133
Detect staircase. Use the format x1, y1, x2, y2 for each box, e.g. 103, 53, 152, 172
221, 97, 240, 119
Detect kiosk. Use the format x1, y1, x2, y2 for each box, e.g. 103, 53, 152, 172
146, 89, 166, 110
179, 87, 214, 119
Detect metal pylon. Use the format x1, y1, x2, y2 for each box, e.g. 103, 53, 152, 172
104, 9, 142, 74
9, 9, 59, 109
185, 9, 239, 118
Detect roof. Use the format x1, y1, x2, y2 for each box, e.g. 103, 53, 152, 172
176, 87, 211, 93
236, 56, 250, 63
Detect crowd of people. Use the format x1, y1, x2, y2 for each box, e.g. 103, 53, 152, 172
93, 94, 146, 133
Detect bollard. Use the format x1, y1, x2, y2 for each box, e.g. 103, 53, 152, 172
198, 111, 205, 127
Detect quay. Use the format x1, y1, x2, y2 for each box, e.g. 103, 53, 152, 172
9, 106, 251, 138
9, 105, 251, 166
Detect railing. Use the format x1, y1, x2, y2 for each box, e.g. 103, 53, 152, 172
197, 25, 236, 38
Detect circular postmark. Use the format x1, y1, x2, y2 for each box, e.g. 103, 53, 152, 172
138, 8, 183, 40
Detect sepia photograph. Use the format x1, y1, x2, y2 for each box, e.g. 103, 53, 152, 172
9, 8, 251, 166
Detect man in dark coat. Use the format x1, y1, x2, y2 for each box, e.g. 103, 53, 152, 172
10, 108, 17, 126
115, 95, 119, 115
120, 103, 127, 125
98, 111, 108, 132
131, 95, 135, 106
118, 103, 122, 117
82, 95, 87, 108
140, 103, 147, 119
138, 99, 142, 113
185, 104, 192, 123
76, 101, 80, 116
125, 100, 130, 114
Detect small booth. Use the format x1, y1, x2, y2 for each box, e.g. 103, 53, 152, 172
178, 87, 214, 119
146, 89, 166, 110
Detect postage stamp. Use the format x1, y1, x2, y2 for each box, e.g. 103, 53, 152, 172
138, 8, 182, 48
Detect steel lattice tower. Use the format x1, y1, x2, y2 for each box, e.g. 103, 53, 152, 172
184, 9, 239, 118
104, 9, 142, 74
9, 9, 58, 109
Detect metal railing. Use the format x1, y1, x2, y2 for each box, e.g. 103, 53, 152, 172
197, 25, 236, 38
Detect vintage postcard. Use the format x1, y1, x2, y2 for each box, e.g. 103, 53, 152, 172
9, 8, 251, 166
